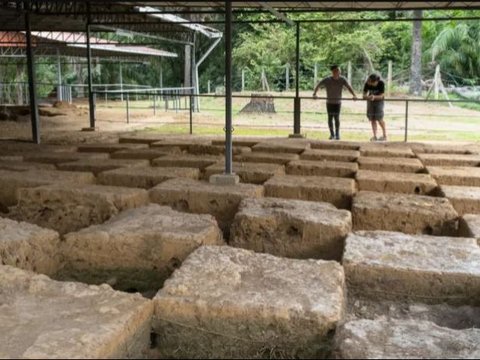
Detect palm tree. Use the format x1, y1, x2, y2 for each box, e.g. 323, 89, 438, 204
409, 10, 423, 95
430, 23, 480, 83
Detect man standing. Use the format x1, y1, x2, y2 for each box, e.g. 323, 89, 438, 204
363, 73, 387, 141
313, 65, 357, 140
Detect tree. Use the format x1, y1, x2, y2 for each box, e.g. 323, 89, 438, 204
409, 9, 423, 95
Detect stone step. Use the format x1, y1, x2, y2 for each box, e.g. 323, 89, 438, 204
110, 148, 174, 160
286, 160, 358, 178
459, 214, 480, 244
151, 154, 219, 170
230, 197, 351, 260
352, 191, 458, 235
77, 143, 148, 153
264, 175, 356, 209
359, 144, 415, 158
204, 162, 285, 184
119, 134, 173, 144
153, 246, 345, 359
412, 143, 480, 154
150, 138, 211, 150
356, 170, 438, 195
23, 151, 109, 164
310, 140, 361, 151
149, 178, 263, 233
440, 185, 480, 215
234, 151, 299, 165
252, 140, 310, 154
300, 149, 359, 162
0, 265, 153, 359
12, 184, 149, 234
211, 137, 266, 147
0, 217, 60, 276
0, 169, 95, 207
334, 319, 480, 359
60, 204, 224, 292
0, 160, 56, 172
57, 159, 150, 175
98, 166, 199, 189
0, 142, 77, 155
419, 153, 480, 166
357, 156, 424, 173
186, 144, 251, 156
343, 231, 480, 304
427, 166, 480, 186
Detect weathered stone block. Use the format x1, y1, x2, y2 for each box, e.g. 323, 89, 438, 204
343, 231, 480, 304
230, 197, 351, 260
334, 319, 480, 359
57, 159, 150, 175
352, 191, 458, 235
428, 166, 480, 186
459, 214, 480, 243
110, 148, 173, 160
0, 160, 56, 172
310, 140, 361, 151
412, 143, 479, 155
151, 154, 219, 170
252, 140, 310, 154
0, 265, 153, 359
150, 138, 210, 150
234, 151, 299, 165
419, 153, 480, 166
264, 175, 356, 209
360, 144, 415, 158
149, 178, 263, 233
204, 162, 284, 184
286, 160, 358, 178
357, 156, 424, 173
60, 205, 224, 292
98, 166, 199, 189
153, 246, 345, 359
440, 185, 480, 215
211, 137, 266, 147
187, 144, 251, 156
356, 170, 438, 195
0, 169, 95, 206
300, 149, 359, 162
23, 151, 109, 164
77, 143, 148, 153
13, 184, 149, 234
119, 134, 171, 144
0, 217, 60, 275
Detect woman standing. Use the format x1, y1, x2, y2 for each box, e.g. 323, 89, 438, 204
363, 74, 387, 141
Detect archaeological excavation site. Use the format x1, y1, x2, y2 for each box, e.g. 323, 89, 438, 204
1, 1, 480, 359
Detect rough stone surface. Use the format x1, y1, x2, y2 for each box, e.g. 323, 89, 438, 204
57, 159, 150, 176
440, 185, 480, 215
119, 134, 171, 145
352, 191, 458, 235
153, 246, 345, 359
187, 144, 251, 156
428, 166, 480, 186
0, 265, 153, 359
0, 169, 95, 206
419, 153, 480, 166
230, 197, 351, 260
234, 151, 299, 165
0, 217, 60, 275
286, 160, 358, 178
204, 162, 285, 184
412, 143, 479, 155
0, 160, 56, 172
211, 138, 266, 147
209, 173, 240, 185
310, 141, 361, 151
459, 214, 480, 243
77, 143, 148, 153
357, 156, 424, 173
356, 170, 438, 195
149, 178, 263, 233
23, 152, 109, 164
98, 166, 199, 189
110, 148, 174, 160
12, 184, 149, 234
360, 145, 415, 158
343, 231, 480, 304
252, 140, 310, 154
150, 138, 210, 150
151, 154, 219, 170
264, 175, 356, 209
60, 204, 224, 292
334, 319, 480, 359
300, 149, 359, 162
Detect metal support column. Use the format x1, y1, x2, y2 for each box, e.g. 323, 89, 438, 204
224, 0, 233, 175
86, 9, 95, 129
25, 6, 40, 144
293, 21, 301, 135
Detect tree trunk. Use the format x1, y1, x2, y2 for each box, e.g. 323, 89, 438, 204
409, 9, 423, 95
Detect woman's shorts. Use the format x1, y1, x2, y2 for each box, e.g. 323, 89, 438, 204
367, 101, 384, 121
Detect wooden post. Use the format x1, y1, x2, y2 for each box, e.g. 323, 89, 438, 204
261, 69, 265, 91
347, 61, 352, 85
241, 68, 245, 92
313, 62, 317, 89
285, 64, 290, 91
434, 64, 440, 100
207, 80, 211, 94
387, 60, 393, 96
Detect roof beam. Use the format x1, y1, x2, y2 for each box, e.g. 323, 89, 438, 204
257, 2, 295, 26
